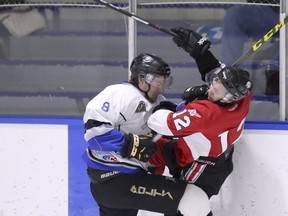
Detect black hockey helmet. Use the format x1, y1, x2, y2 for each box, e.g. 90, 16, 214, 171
205, 66, 253, 101
130, 53, 172, 88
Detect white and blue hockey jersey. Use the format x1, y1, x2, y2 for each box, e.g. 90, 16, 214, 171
82, 81, 165, 173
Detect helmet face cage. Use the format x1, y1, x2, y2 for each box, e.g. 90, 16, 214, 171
140, 73, 173, 89
205, 66, 252, 101
130, 53, 172, 88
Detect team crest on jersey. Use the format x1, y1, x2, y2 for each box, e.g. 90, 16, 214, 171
135, 101, 146, 113
188, 109, 201, 118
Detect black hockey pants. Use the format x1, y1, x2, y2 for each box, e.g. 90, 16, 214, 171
87, 168, 187, 216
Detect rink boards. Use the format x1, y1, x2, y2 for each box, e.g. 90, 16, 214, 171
0, 117, 287, 216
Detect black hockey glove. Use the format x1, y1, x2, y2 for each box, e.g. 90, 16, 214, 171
121, 133, 157, 162
152, 101, 177, 113
171, 27, 211, 59
182, 84, 209, 104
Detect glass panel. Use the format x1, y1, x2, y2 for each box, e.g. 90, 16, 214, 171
137, 1, 280, 121
0, 3, 129, 116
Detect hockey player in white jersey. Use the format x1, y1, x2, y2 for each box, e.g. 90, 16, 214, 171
83, 53, 212, 216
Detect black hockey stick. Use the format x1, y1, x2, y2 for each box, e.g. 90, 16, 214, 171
94, 0, 178, 37
232, 15, 288, 66
95, 0, 286, 67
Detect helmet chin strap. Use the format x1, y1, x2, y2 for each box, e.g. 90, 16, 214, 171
143, 84, 156, 103
214, 99, 234, 107
145, 93, 154, 103
135, 81, 155, 103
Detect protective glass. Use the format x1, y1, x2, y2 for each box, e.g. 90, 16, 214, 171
144, 73, 173, 89
209, 77, 234, 101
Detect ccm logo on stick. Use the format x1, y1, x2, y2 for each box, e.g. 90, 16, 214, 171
253, 18, 286, 51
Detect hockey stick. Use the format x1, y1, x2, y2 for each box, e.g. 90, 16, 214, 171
152, 133, 162, 142
94, 0, 178, 37
232, 15, 288, 66
95, 0, 286, 67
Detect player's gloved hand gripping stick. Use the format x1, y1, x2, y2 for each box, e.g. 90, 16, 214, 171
95, 0, 288, 66
94, 0, 211, 55
170, 27, 211, 59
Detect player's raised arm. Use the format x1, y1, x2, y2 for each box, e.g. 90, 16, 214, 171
171, 27, 222, 81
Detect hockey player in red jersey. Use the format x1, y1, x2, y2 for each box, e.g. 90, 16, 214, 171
148, 27, 253, 202
83, 52, 213, 216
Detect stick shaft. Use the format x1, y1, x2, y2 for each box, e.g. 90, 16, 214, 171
96, 0, 287, 67
152, 134, 162, 142
232, 16, 288, 66
94, 0, 177, 37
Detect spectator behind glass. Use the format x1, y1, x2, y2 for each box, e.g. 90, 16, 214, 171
220, 0, 280, 95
